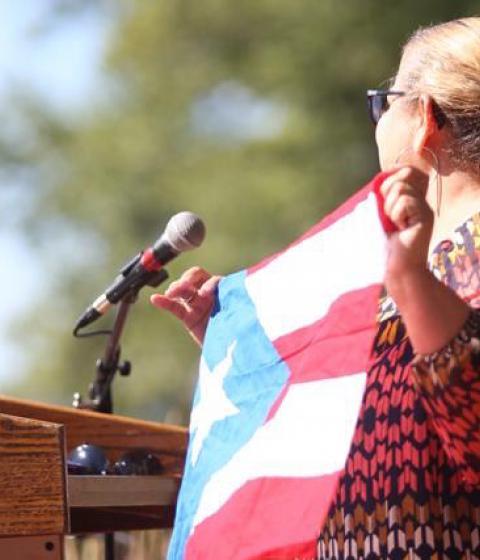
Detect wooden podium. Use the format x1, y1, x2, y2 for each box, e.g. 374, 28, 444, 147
0, 395, 188, 559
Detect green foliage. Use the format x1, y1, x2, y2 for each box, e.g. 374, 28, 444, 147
3, 0, 479, 421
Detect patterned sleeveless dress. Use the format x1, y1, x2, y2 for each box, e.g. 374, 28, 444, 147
317, 213, 480, 559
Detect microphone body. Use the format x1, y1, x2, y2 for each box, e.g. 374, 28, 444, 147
74, 212, 205, 333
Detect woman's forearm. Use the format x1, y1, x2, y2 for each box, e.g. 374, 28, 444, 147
385, 267, 471, 355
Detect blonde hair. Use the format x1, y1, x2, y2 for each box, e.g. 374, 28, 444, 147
401, 17, 480, 171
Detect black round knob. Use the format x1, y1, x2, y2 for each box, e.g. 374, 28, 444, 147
118, 361, 132, 376
67, 443, 109, 475
112, 448, 164, 475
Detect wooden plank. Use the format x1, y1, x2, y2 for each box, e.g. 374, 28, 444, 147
0, 535, 63, 559
0, 395, 188, 474
67, 475, 180, 507
0, 414, 67, 537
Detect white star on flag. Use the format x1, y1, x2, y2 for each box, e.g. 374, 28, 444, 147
190, 341, 239, 466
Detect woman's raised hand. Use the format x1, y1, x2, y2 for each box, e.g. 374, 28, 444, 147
380, 165, 433, 279
150, 266, 221, 346
380, 165, 470, 354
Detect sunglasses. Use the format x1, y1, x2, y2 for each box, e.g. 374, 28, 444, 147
366, 89, 448, 128
366, 89, 405, 125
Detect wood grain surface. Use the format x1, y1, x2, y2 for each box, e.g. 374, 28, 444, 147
0, 413, 67, 537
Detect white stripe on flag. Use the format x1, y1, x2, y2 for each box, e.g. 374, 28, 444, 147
192, 372, 366, 531
245, 192, 386, 340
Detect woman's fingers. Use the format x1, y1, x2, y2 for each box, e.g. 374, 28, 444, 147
150, 267, 221, 345
383, 182, 424, 229
380, 165, 429, 199
150, 293, 188, 321
198, 275, 221, 297
388, 193, 424, 229
383, 182, 416, 220
164, 266, 212, 299
381, 166, 431, 230
381, 165, 435, 277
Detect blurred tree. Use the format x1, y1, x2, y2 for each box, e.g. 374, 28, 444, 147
1, 0, 478, 422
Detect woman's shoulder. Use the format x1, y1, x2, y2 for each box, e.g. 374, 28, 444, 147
377, 211, 480, 331
430, 212, 480, 306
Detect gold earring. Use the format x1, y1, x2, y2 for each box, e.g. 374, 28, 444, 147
394, 146, 442, 217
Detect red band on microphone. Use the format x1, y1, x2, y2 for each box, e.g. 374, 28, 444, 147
140, 248, 162, 272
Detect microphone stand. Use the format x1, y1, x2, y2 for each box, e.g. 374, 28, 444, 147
72, 269, 169, 560
73, 291, 136, 414
73, 292, 135, 560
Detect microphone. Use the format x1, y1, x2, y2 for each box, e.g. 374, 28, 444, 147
74, 211, 206, 333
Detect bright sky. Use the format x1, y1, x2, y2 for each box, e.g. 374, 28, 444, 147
0, 1, 108, 379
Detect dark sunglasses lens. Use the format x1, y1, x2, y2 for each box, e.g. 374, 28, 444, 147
368, 94, 386, 124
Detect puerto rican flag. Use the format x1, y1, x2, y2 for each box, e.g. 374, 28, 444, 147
168, 173, 394, 560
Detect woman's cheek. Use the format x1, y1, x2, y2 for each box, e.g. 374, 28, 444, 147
375, 118, 389, 170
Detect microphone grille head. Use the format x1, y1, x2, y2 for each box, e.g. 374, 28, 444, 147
164, 211, 206, 252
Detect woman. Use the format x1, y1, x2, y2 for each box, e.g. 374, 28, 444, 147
152, 17, 480, 558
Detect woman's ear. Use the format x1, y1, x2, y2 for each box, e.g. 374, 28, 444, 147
412, 94, 438, 153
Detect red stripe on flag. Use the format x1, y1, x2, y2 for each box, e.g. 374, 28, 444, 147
274, 284, 381, 384
186, 473, 341, 560
372, 172, 397, 234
